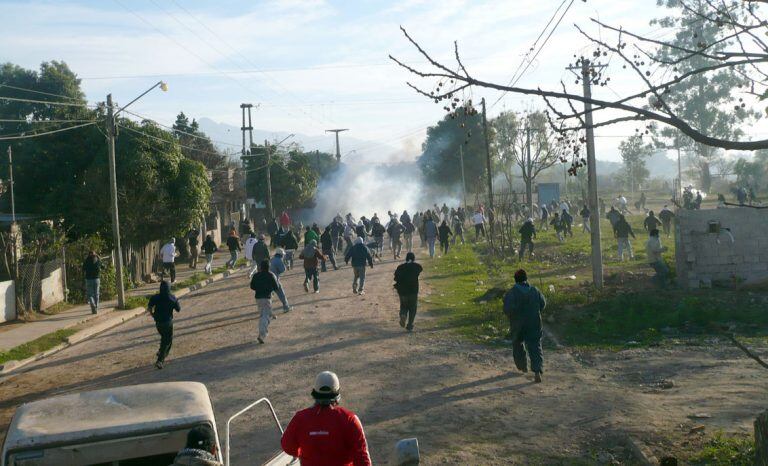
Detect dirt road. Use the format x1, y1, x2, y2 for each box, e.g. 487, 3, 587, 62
0, 255, 764, 464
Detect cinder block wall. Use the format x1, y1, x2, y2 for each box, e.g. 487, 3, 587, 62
675, 207, 768, 288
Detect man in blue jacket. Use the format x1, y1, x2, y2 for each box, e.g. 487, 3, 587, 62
345, 237, 373, 295
503, 269, 546, 383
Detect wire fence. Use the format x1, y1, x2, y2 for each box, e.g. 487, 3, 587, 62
16, 255, 65, 314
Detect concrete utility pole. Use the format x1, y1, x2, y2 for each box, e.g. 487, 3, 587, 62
459, 145, 467, 209
325, 129, 348, 162
568, 59, 605, 289
106, 94, 126, 308
240, 103, 254, 155
481, 98, 494, 214
264, 139, 274, 219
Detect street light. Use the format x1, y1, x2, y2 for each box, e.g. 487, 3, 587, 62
106, 81, 168, 309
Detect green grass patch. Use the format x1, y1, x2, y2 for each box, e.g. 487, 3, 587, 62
423, 212, 768, 348
0, 328, 77, 365
688, 432, 754, 466
41, 301, 74, 315
170, 272, 210, 291
120, 295, 149, 310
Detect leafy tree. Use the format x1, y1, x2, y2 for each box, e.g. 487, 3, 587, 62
172, 111, 224, 170
243, 143, 318, 212
733, 157, 765, 189
652, 0, 759, 192
493, 111, 562, 213
0, 62, 211, 247
418, 107, 493, 191
618, 135, 653, 192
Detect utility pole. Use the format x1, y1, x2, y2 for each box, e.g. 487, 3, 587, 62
106, 94, 126, 308
480, 98, 494, 238
240, 103, 254, 155
7, 146, 15, 224
264, 139, 274, 219
568, 59, 605, 288
325, 129, 349, 162
459, 145, 467, 209
676, 144, 682, 202
526, 126, 534, 217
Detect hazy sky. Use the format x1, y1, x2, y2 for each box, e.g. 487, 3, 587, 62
4, 0, 760, 162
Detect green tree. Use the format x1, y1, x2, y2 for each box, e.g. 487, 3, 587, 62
0, 62, 211, 246
652, 0, 759, 192
418, 107, 493, 191
493, 111, 562, 213
618, 135, 653, 192
243, 143, 318, 212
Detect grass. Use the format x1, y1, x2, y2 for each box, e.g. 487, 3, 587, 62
421, 210, 768, 349
120, 295, 149, 310
0, 328, 78, 365
688, 432, 754, 466
40, 301, 74, 315
170, 272, 209, 291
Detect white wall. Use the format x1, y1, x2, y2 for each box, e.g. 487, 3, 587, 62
40, 268, 65, 310
0, 280, 16, 323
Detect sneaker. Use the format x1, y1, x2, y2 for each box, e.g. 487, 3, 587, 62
358, 290, 365, 295
155, 361, 164, 369
314, 290, 320, 294
399, 315, 406, 328
304, 282, 309, 293
257, 337, 265, 344
352, 285, 358, 294
534, 372, 542, 383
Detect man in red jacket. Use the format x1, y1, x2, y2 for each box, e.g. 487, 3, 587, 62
281, 371, 371, 466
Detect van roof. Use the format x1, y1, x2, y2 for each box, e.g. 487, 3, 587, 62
3, 382, 215, 453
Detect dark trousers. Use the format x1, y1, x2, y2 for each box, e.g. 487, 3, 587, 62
519, 240, 534, 260
155, 321, 173, 363
321, 249, 337, 271
509, 318, 543, 373
474, 223, 485, 238
399, 293, 418, 330
161, 262, 176, 282
440, 239, 449, 254
304, 267, 319, 291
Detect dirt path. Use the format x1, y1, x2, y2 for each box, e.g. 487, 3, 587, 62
0, 254, 764, 464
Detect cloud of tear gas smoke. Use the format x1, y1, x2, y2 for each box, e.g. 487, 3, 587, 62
299, 161, 462, 224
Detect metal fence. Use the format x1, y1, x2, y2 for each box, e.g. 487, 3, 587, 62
16, 255, 65, 314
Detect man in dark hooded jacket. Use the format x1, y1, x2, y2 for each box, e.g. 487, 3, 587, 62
503, 269, 546, 383
148, 280, 181, 369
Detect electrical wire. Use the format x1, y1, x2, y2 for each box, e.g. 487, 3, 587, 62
116, 123, 229, 159
0, 122, 96, 140
119, 108, 242, 147
0, 118, 97, 123
491, 0, 576, 109
0, 95, 95, 108
0, 83, 83, 102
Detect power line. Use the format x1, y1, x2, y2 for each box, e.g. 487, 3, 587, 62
0, 122, 96, 140
0, 118, 97, 123
119, 108, 242, 147
116, 123, 227, 158
491, 0, 576, 109
0, 95, 94, 108
0, 83, 83, 102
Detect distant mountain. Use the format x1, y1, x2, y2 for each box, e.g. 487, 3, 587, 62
197, 117, 402, 162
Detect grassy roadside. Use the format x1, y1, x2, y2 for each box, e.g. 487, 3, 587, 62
421, 222, 768, 348
0, 328, 77, 365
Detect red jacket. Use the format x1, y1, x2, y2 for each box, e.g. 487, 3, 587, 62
280, 212, 292, 227
281, 404, 371, 466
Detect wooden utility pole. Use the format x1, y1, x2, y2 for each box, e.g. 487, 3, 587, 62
526, 126, 534, 217
264, 139, 274, 219
459, 144, 467, 209
567, 59, 605, 288
481, 98, 494, 239
106, 94, 126, 308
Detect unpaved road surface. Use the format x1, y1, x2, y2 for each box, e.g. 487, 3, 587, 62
0, 255, 765, 464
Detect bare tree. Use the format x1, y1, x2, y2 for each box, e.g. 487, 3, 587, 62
389, 0, 768, 154
494, 111, 565, 215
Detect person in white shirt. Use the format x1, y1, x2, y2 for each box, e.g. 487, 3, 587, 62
244, 233, 258, 269
472, 210, 486, 240
160, 238, 178, 283
559, 200, 569, 214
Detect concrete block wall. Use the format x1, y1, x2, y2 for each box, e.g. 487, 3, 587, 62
0, 280, 15, 323
675, 207, 768, 288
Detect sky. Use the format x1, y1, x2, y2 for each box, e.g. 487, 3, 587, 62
2, 0, 763, 163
